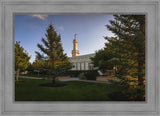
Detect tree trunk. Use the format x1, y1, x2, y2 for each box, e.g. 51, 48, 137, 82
52, 78, 55, 85
16, 69, 19, 81
51, 58, 56, 85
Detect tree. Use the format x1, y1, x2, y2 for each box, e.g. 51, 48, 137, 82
32, 58, 46, 73
26, 63, 35, 74
15, 41, 30, 81
91, 15, 145, 100
106, 15, 145, 86
35, 24, 72, 85
91, 48, 116, 72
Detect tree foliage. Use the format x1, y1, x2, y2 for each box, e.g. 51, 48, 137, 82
106, 15, 145, 85
91, 15, 145, 100
15, 41, 30, 81
35, 24, 72, 84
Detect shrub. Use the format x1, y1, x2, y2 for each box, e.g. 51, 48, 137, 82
85, 70, 99, 80
106, 70, 114, 75
78, 73, 87, 80
66, 70, 95, 77
66, 70, 83, 77
66, 70, 99, 80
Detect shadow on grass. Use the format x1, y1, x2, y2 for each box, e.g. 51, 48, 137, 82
39, 83, 66, 87
108, 91, 145, 101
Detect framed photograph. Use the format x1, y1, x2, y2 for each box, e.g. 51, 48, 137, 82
0, 0, 159, 116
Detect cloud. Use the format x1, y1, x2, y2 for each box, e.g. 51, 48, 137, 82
30, 14, 48, 20
59, 26, 64, 31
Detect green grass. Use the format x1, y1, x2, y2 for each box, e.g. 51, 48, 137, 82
15, 78, 123, 101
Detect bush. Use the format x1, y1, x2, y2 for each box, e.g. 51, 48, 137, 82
67, 70, 95, 77
66, 70, 99, 80
106, 70, 115, 75
66, 70, 83, 77
78, 73, 86, 80
85, 70, 99, 80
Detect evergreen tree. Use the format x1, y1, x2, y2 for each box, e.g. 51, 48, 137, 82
15, 41, 30, 81
106, 15, 145, 86
91, 15, 145, 100
35, 24, 72, 85
32, 58, 46, 75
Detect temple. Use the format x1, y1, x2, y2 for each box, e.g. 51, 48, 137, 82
69, 34, 95, 70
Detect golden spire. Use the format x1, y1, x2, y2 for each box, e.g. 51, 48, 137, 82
74, 33, 77, 39
72, 33, 79, 57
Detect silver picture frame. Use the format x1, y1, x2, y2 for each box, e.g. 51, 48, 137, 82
0, 0, 159, 115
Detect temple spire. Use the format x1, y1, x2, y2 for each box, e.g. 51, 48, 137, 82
72, 34, 79, 57
74, 33, 77, 39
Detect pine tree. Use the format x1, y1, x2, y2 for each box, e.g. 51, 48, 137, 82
91, 15, 145, 100
35, 24, 72, 85
106, 15, 145, 86
15, 41, 30, 81
106, 15, 145, 100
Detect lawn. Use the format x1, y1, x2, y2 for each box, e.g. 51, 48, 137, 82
15, 78, 123, 101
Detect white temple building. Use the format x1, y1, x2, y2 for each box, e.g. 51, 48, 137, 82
69, 34, 95, 70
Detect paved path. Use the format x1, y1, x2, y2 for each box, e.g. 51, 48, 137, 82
78, 80, 107, 83
59, 77, 107, 83
19, 76, 108, 83
59, 77, 80, 81
19, 76, 44, 80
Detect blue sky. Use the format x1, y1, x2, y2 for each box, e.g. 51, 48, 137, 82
15, 14, 114, 63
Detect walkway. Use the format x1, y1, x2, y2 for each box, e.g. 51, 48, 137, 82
19, 76, 43, 80
19, 76, 108, 83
